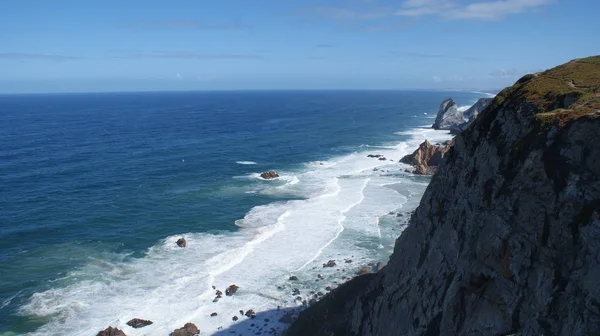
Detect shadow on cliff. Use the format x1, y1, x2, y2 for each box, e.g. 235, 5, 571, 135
211, 307, 298, 336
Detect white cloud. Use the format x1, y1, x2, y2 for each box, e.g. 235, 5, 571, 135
489, 68, 519, 78
395, 0, 552, 20
433, 75, 442, 82
176, 73, 182, 79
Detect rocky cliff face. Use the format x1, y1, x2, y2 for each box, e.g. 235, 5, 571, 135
286, 56, 600, 336
433, 98, 462, 130
400, 140, 451, 175
451, 98, 494, 134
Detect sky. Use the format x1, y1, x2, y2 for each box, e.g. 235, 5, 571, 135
0, 0, 598, 93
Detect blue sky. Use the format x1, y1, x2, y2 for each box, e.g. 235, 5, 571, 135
0, 0, 598, 93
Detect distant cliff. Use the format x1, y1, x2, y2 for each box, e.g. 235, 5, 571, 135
286, 56, 600, 335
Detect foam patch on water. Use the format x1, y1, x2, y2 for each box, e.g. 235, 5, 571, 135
236, 161, 257, 165
20, 126, 452, 336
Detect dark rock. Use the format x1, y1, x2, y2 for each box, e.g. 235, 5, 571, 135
325, 286, 332, 291
232, 316, 238, 321
367, 154, 383, 158
215, 290, 223, 296
292, 288, 300, 296
309, 298, 317, 305
169, 323, 200, 336
345, 259, 353, 263
211, 312, 218, 317
225, 284, 239, 296
378, 157, 386, 161
212, 298, 219, 302
97, 327, 127, 336
245, 309, 256, 318
322, 260, 336, 268
279, 311, 295, 324
317, 292, 324, 297
126, 318, 153, 329
400, 140, 451, 175
176, 238, 186, 248
240, 310, 244, 315
288, 275, 298, 281
260, 171, 279, 179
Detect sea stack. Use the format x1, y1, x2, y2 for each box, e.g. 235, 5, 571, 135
432, 98, 463, 130
286, 56, 600, 335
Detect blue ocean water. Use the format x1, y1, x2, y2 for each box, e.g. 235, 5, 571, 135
0, 90, 488, 335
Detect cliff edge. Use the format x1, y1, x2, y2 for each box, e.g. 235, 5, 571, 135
286, 56, 600, 335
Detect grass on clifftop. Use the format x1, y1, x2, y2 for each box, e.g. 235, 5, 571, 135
490, 55, 600, 129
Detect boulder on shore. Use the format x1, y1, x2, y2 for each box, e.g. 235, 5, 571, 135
260, 170, 279, 179
97, 327, 127, 336
176, 238, 186, 248
400, 140, 451, 175
126, 318, 153, 329
169, 322, 199, 336
432, 98, 462, 130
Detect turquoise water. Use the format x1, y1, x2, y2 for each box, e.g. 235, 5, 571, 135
0, 90, 487, 335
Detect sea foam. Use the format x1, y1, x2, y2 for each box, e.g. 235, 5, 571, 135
20, 127, 451, 336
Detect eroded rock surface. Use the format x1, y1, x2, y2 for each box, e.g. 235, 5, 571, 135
287, 56, 600, 336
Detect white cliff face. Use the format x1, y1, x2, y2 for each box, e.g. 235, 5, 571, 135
433, 98, 463, 130
286, 57, 600, 336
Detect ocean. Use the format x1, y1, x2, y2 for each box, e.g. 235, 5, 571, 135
0, 90, 489, 335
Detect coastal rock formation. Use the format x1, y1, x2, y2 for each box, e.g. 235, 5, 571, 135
260, 170, 279, 179
96, 327, 127, 336
225, 284, 239, 296
169, 322, 199, 336
450, 98, 494, 135
464, 97, 493, 121
176, 238, 186, 248
400, 140, 451, 174
432, 98, 462, 130
126, 318, 153, 328
286, 56, 600, 335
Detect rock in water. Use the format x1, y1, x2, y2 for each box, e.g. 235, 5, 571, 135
289, 275, 298, 281
176, 238, 186, 248
400, 140, 451, 175
169, 322, 200, 336
97, 327, 127, 336
358, 266, 371, 275
286, 56, 600, 335
432, 98, 463, 130
225, 284, 239, 296
322, 260, 336, 268
260, 170, 279, 179
126, 318, 153, 328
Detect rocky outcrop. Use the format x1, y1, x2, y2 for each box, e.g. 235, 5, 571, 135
400, 140, 451, 174
260, 170, 279, 179
126, 318, 153, 328
176, 238, 186, 248
225, 284, 239, 296
450, 97, 494, 135
287, 56, 600, 336
97, 327, 127, 336
169, 322, 199, 336
432, 98, 462, 130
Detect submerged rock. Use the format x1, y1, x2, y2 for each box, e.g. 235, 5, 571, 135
169, 323, 199, 336
176, 238, 186, 248
225, 284, 239, 296
97, 327, 127, 336
400, 140, 451, 175
126, 318, 153, 329
260, 170, 279, 179
289, 275, 298, 281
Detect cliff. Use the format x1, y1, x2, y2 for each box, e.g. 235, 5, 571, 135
451, 98, 493, 134
286, 56, 600, 335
